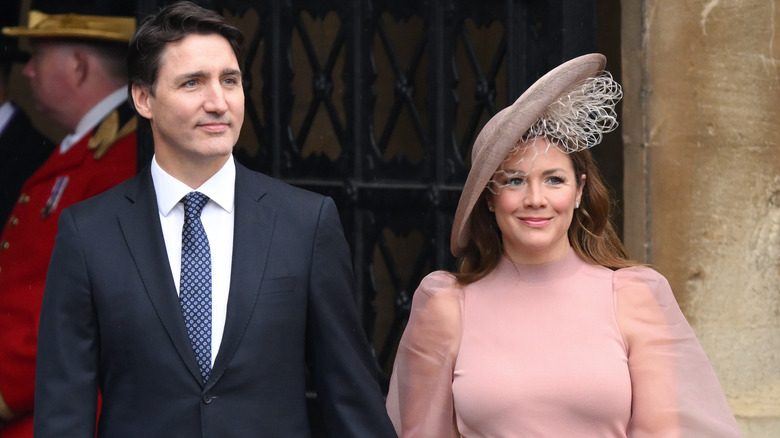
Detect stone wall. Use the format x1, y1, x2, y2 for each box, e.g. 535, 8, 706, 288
621, 1, 780, 435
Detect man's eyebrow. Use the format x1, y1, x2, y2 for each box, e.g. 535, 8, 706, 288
174, 71, 208, 82
173, 69, 241, 83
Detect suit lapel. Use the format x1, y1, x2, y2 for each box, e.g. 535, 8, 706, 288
206, 164, 275, 389
118, 168, 203, 383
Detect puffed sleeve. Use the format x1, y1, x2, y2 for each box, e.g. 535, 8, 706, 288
386, 271, 463, 437
614, 267, 741, 437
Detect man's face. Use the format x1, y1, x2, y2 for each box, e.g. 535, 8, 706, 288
22, 40, 80, 130
133, 33, 244, 176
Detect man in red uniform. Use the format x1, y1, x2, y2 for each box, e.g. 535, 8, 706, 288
0, 1, 137, 436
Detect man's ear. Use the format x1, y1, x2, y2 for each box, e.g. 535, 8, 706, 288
72, 48, 90, 86
131, 83, 153, 120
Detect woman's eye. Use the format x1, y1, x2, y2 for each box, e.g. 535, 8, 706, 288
546, 176, 565, 185
507, 177, 525, 186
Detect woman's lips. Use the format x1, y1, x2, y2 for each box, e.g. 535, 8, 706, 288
518, 217, 552, 228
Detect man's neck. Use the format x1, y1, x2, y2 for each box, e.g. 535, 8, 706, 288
64, 78, 128, 131
59, 87, 128, 153
155, 153, 233, 190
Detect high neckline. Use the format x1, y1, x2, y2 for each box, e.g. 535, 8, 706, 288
493, 248, 584, 285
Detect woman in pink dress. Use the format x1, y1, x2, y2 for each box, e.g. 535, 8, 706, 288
386, 53, 741, 437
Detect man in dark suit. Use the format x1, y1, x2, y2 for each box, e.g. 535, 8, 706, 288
34, 2, 396, 437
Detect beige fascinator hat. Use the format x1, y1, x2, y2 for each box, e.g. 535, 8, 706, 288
450, 53, 621, 257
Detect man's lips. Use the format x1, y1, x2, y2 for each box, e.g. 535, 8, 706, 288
198, 122, 230, 133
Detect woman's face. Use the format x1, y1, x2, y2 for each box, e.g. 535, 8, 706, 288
487, 138, 584, 265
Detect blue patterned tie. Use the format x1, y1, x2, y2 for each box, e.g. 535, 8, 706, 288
180, 191, 212, 384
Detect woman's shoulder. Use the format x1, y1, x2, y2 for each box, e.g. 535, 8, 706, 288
409, 271, 463, 320
416, 270, 461, 298
403, 271, 463, 350
614, 265, 669, 285
612, 265, 677, 306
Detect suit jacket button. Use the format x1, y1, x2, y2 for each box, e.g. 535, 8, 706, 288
203, 394, 213, 404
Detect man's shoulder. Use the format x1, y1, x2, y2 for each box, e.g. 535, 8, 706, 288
236, 163, 327, 204
67, 170, 146, 218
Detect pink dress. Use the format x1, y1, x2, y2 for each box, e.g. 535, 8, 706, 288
386, 249, 741, 437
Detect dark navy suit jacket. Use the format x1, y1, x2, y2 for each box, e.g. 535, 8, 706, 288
34, 161, 396, 437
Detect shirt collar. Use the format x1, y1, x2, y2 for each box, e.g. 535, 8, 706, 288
60, 87, 128, 153
151, 154, 236, 216
0, 101, 18, 134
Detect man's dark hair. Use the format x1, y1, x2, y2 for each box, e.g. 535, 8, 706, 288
127, 0, 244, 103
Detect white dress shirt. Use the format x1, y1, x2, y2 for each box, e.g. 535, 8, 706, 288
151, 154, 236, 366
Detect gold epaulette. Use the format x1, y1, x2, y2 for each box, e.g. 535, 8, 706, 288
87, 110, 137, 159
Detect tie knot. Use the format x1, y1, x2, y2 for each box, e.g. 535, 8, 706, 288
182, 191, 209, 219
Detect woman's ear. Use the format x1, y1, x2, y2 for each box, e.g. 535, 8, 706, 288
576, 174, 587, 206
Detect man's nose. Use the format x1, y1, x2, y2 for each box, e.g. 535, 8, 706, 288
203, 83, 228, 113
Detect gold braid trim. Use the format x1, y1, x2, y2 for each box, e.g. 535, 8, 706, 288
88, 111, 137, 159
0, 388, 16, 421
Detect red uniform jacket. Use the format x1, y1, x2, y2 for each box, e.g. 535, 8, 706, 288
0, 110, 137, 438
